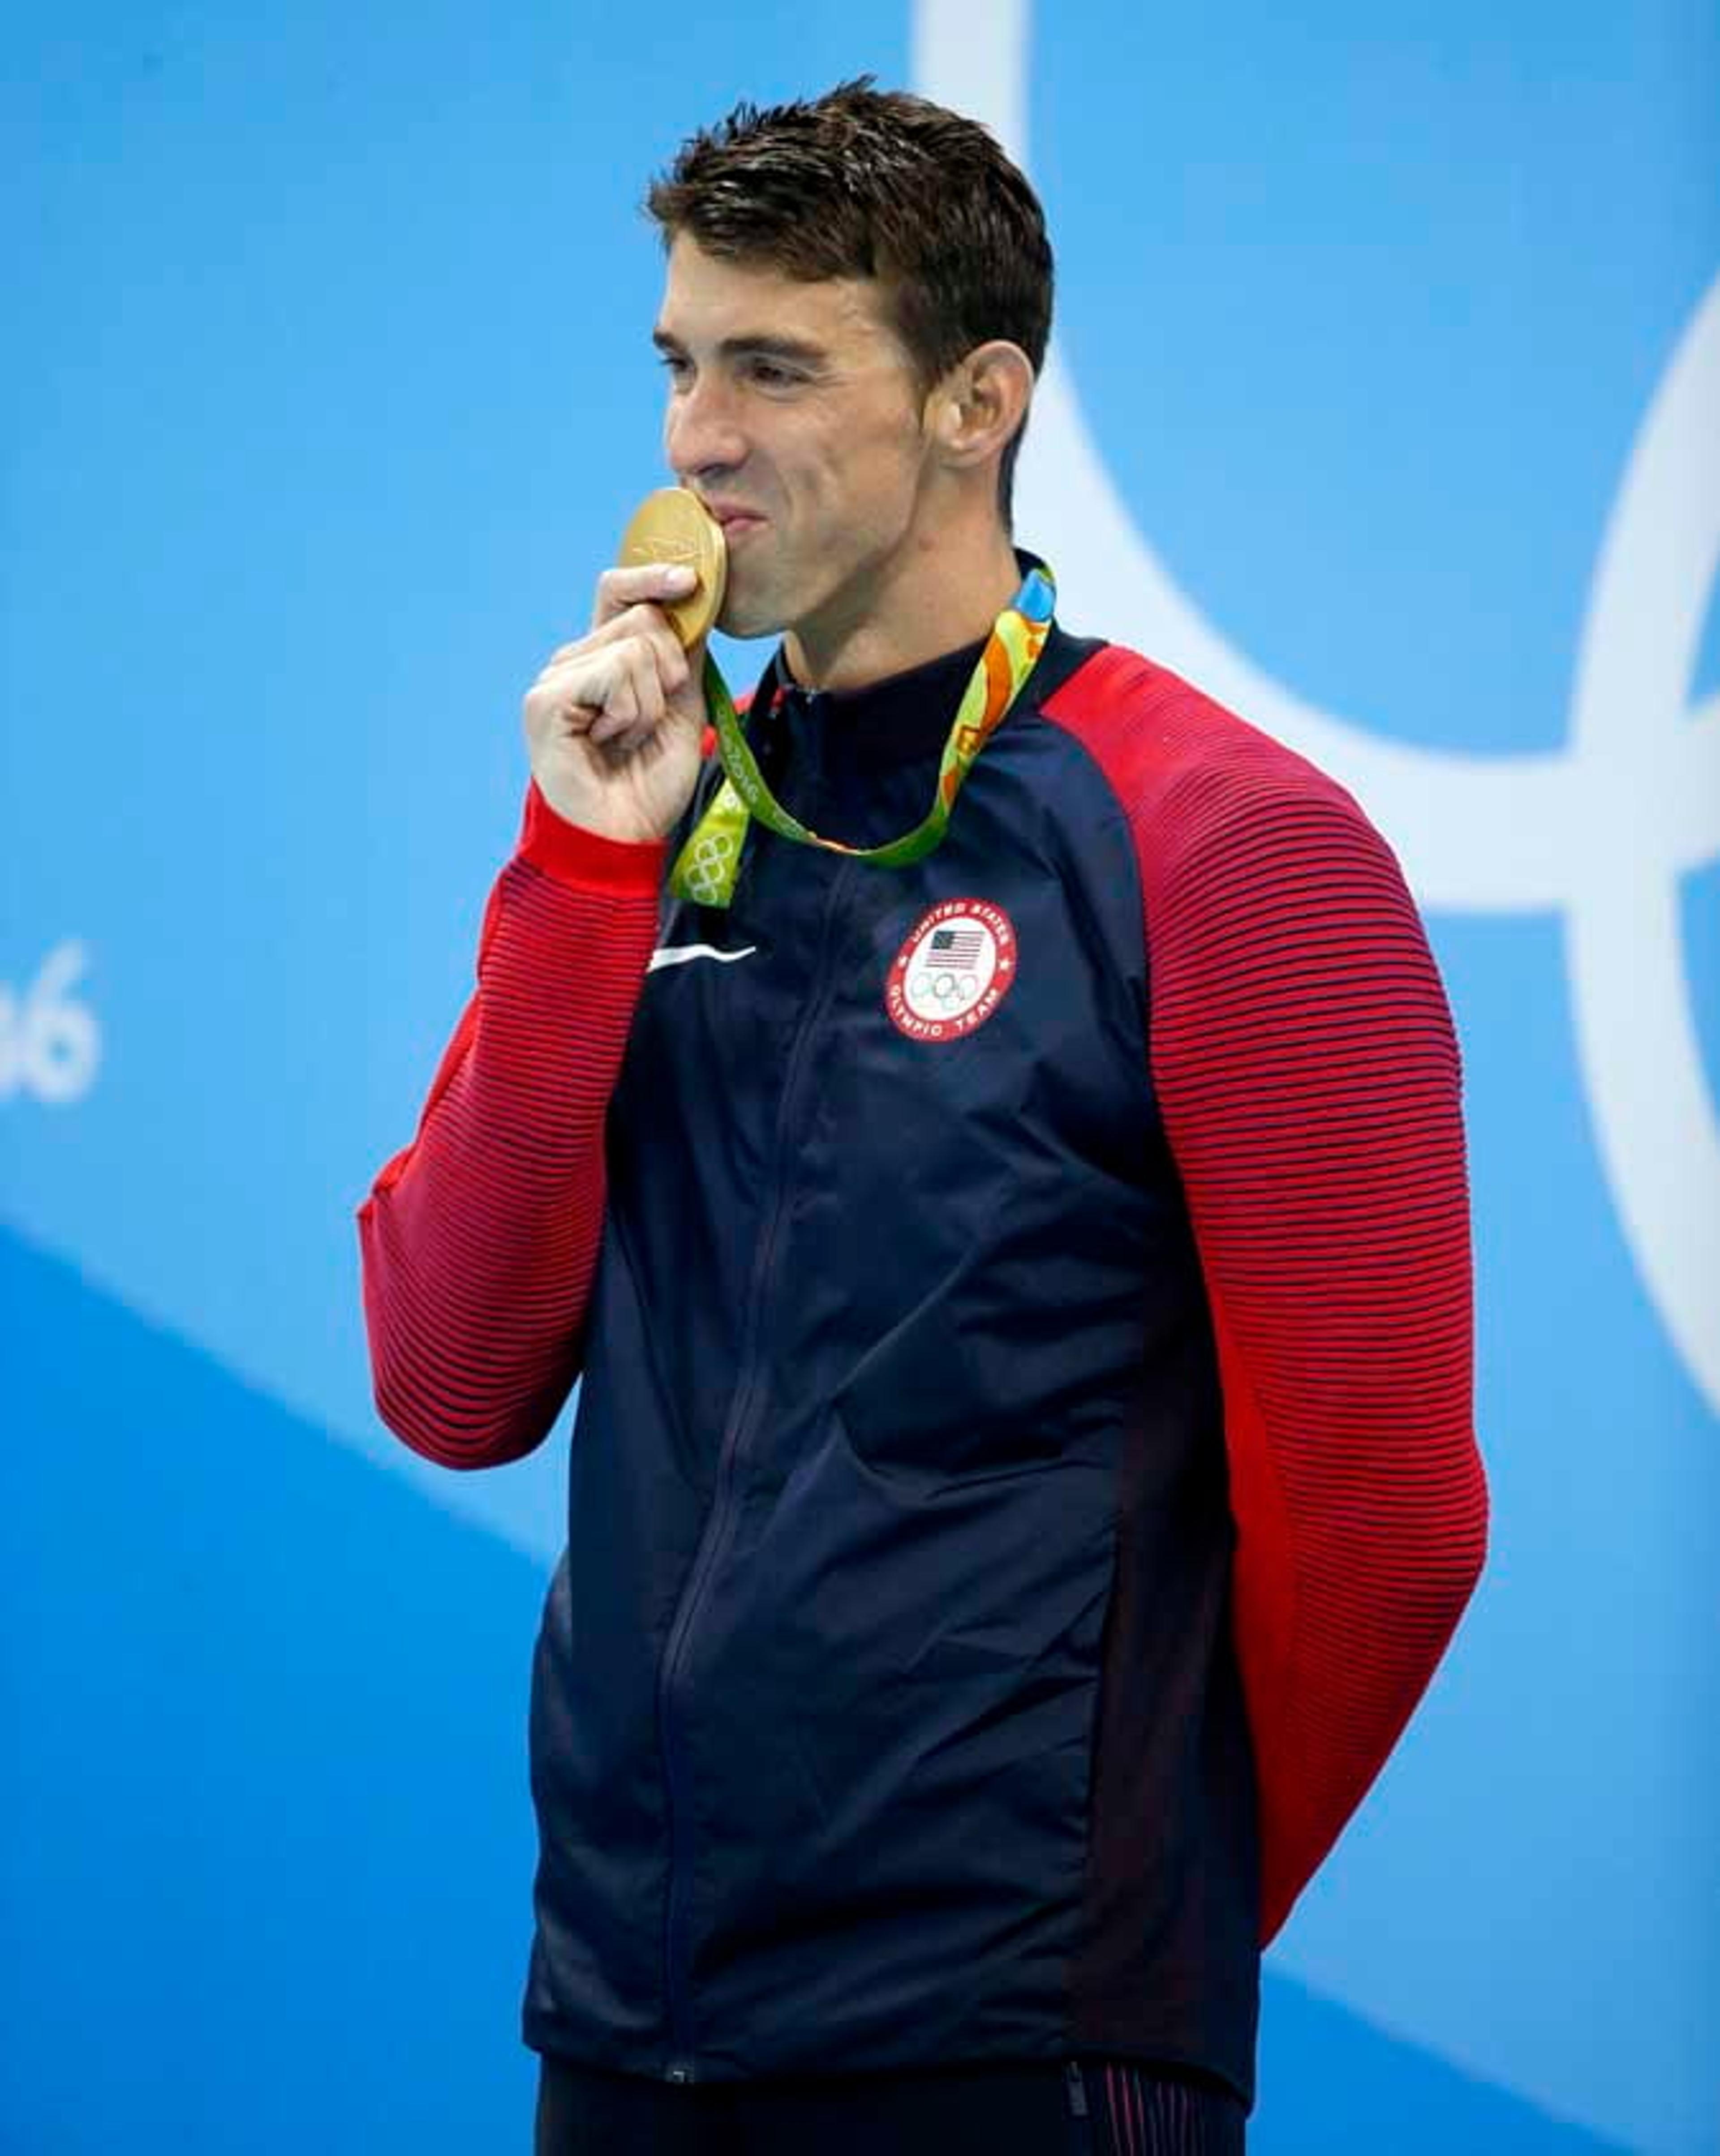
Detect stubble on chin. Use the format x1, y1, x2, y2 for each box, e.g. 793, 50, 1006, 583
714, 579, 788, 644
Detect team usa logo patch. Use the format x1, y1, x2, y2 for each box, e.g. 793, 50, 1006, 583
886, 898, 1018, 1042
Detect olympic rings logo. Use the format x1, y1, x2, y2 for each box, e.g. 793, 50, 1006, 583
915, 0, 1720, 1418
684, 829, 737, 906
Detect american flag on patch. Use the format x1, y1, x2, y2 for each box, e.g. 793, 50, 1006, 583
927, 926, 985, 966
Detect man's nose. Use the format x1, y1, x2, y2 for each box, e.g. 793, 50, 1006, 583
664, 373, 746, 482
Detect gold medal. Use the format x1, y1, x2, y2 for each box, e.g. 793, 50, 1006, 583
618, 487, 728, 649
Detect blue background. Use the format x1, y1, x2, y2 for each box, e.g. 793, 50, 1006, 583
3, 4, 1716, 2151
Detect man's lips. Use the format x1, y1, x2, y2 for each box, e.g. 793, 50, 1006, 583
703, 503, 766, 536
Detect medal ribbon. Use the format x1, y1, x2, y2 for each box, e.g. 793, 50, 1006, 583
669, 559, 1056, 907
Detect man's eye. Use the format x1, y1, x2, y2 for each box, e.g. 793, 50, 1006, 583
658, 353, 692, 384
748, 360, 802, 389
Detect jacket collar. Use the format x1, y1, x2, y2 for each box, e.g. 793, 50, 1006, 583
757, 635, 989, 773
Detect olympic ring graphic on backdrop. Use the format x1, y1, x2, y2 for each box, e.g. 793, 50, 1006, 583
914, 0, 1720, 1417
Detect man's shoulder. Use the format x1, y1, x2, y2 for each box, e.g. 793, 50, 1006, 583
1039, 637, 1342, 803
1036, 635, 1384, 866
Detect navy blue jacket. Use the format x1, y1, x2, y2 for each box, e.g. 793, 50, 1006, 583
521, 630, 1259, 2094
361, 617, 1485, 2111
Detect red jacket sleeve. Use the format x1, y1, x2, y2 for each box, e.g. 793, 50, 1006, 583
1045, 650, 1488, 1944
357, 786, 666, 1469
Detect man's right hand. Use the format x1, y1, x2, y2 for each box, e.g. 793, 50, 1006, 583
522, 562, 712, 845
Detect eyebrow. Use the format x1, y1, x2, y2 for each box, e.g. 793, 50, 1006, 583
651, 329, 829, 367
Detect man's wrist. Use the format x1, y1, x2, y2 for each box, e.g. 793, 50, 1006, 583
518, 782, 669, 893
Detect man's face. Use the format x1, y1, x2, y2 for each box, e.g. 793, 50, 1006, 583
654, 236, 937, 660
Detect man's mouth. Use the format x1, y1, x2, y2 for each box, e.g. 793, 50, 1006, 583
704, 502, 767, 538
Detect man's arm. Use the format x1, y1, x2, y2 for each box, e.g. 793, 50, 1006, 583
1147, 764, 1485, 1941
359, 554, 709, 1469
1045, 651, 1488, 1943
357, 791, 665, 1468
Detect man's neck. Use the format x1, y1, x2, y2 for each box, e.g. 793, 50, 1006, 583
783, 525, 1023, 694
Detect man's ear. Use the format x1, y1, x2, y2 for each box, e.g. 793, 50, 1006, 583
928, 340, 1035, 472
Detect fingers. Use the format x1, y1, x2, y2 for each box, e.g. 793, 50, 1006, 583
548, 603, 691, 684
593, 560, 697, 627
526, 616, 690, 760
523, 564, 703, 784
588, 640, 665, 750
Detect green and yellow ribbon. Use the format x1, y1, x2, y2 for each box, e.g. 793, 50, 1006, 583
670, 559, 1057, 907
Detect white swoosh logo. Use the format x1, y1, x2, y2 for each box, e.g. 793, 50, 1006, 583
647, 942, 759, 973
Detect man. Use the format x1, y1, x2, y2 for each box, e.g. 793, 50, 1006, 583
360, 82, 1487, 2156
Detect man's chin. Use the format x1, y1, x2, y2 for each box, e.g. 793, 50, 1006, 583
714, 598, 783, 642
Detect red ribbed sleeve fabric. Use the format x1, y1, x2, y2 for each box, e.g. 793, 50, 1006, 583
357, 785, 666, 1469
1044, 649, 1488, 1944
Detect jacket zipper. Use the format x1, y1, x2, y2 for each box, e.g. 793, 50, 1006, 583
654, 861, 856, 2081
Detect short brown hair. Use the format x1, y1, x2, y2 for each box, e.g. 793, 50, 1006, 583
645, 79, 1054, 524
